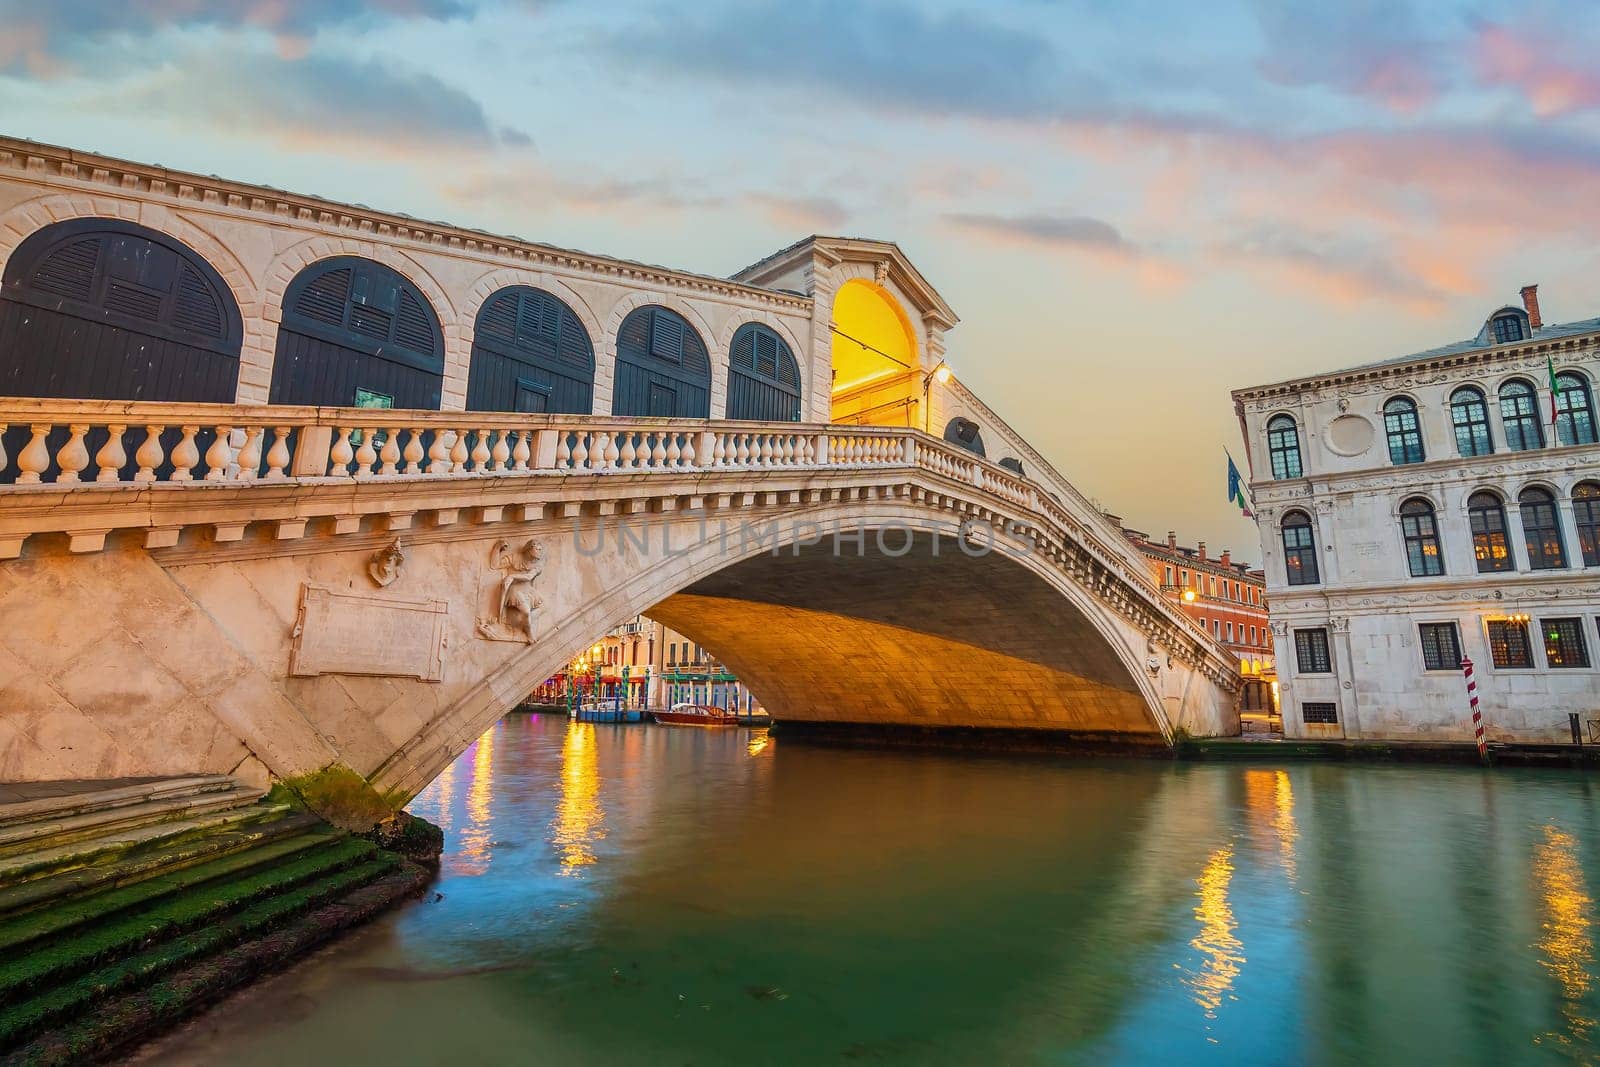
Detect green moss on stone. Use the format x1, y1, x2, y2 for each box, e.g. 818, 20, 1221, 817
274, 765, 405, 832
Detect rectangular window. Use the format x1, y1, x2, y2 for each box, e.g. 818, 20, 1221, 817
1180, 570, 1189, 586
1249, 625, 1256, 645
1419, 623, 1462, 671
1165, 565, 1174, 584
1213, 620, 1221, 638
1541, 618, 1591, 668
1486, 620, 1534, 669
1295, 628, 1332, 673
1302, 702, 1338, 724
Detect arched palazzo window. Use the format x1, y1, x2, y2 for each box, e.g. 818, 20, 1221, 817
612, 306, 711, 418
1575, 482, 1600, 567
997, 457, 1024, 476
1449, 387, 1493, 457
1383, 397, 1425, 465
1554, 372, 1598, 446
726, 323, 802, 421
1281, 511, 1319, 586
1518, 487, 1567, 570
1468, 491, 1514, 573
1499, 380, 1544, 451
943, 417, 986, 457
467, 286, 594, 414
1267, 415, 1302, 479
1399, 498, 1444, 576
270, 257, 445, 409
0, 218, 243, 481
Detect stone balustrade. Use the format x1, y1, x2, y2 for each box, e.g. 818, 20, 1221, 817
0, 398, 1236, 687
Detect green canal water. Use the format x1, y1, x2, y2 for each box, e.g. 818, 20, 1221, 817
141, 714, 1599, 1065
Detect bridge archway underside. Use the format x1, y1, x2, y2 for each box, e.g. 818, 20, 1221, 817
0, 403, 1238, 797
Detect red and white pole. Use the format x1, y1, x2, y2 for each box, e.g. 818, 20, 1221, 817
1461, 655, 1488, 764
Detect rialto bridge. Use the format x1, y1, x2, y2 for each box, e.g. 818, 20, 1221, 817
0, 137, 1239, 799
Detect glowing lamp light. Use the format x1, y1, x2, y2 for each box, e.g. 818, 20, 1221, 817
1182, 589, 1197, 603
933, 364, 952, 384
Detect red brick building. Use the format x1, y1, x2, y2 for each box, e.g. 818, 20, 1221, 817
1112, 519, 1277, 714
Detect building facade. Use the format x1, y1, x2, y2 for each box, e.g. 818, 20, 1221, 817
1116, 523, 1275, 713
1234, 288, 1600, 742
544, 615, 764, 714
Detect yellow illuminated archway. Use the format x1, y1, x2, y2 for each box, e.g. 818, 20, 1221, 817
830, 280, 918, 425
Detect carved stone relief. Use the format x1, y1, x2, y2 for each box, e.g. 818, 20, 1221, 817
476, 538, 543, 643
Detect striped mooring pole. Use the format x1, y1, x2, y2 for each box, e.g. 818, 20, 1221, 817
1461, 655, 1488, 764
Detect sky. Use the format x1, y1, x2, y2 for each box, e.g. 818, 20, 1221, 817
3, 0, 1599, 562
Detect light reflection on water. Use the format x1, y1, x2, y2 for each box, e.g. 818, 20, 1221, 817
141, 716, 1600, 1067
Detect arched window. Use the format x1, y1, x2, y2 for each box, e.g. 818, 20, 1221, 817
1491, 312, 1525, 343
943, 418, 986, 456
1499, 380, 1544, 451
726, 323, 802, 421
1449, 387, 1493, 457
270, 257, 444, 409
1281, 510, 1319, 586
1267, 415, 1302, 479
1468, 491, 1514, 573
1554, 372, 1598, 446
466, 286, 594, 414
1518, 487, 1566, 570
1575, 482, 1600, 567
1, 218, 243, 481
1383, 397, 1425, 465
612, 306, 711, 418
998, 457, 1024, 476
1399, 498, 1444, 576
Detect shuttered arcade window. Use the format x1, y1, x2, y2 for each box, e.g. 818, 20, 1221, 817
281, 258, 443, 370
727, 322, 802, 421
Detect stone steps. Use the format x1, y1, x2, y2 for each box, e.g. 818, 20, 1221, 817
0, 809, 324, 920
0, 799, 288, 890
0, 781, 265, 861
0, 776, 434, 1063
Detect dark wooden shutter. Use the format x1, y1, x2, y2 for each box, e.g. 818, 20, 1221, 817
612, 305, 710, 417
465, 285, 595, 414
726, 322, 802, 421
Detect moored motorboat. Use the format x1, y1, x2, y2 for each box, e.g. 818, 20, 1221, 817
651, 702, 741, 726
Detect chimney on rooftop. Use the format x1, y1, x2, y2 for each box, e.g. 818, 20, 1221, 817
1197, 541, 1207, 562
1220, 549, 1231, 567
1167, 531, 1177, 550
1521, 284, 1542, 330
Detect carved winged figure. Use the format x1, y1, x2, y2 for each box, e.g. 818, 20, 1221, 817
490, 539, 543, 642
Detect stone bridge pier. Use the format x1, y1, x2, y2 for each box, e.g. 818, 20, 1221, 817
0, 403, 1239, 800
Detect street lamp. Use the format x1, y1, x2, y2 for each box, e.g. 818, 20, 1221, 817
1182, 589, 1197, 603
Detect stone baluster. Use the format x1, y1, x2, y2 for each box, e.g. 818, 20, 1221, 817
666, 434, 682, 466
449, 429, 469, 473
619, 432, 637, 468
649, 433, 667, 467
427, 428, 451, 474
93, 424, 128, 482
236, 426, 264, 481
471, 429, 492, 472
401, 428, 424, 475
329, 428, 355, 478
9, 422, 38, 483
733, 434, 749, 466
379, 428, 401, 476
512, 430, 531, 471
263, 427, 291, 480
680, 433, 696, 466
555, 430, 572, 468
589, 431, 610, 470
134, 425, 166, 483
353, 428, 378, 479
607, 431, 624, 468
758, 435, 773, 466
0, 424, 7, 478
570, 431, 589, 469
169, 426, 201, 482
204, 424, 234, 481
491, 429, 511, 472
53, 425, 90, 483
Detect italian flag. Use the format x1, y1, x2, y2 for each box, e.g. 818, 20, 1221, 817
1549, 355, 1561, 428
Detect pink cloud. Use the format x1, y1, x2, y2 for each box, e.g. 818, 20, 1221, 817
1475, 23, 1600, 117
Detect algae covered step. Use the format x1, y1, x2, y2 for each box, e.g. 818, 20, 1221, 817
0, 809, 323, 919
0, 836, 386, 1010
0, 783, 266, 860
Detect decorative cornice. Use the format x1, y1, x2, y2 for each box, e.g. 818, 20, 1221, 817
0, 136, 813, 313
1250, 442, 1600, 501
1232, 332, 1600, 403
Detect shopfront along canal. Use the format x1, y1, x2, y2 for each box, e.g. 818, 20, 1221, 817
138, 714, 1599, 1066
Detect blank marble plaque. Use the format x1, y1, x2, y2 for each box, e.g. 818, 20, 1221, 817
289, 585, 448, 681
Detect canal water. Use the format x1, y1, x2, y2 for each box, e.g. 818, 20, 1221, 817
142, 714, 1598, 1065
